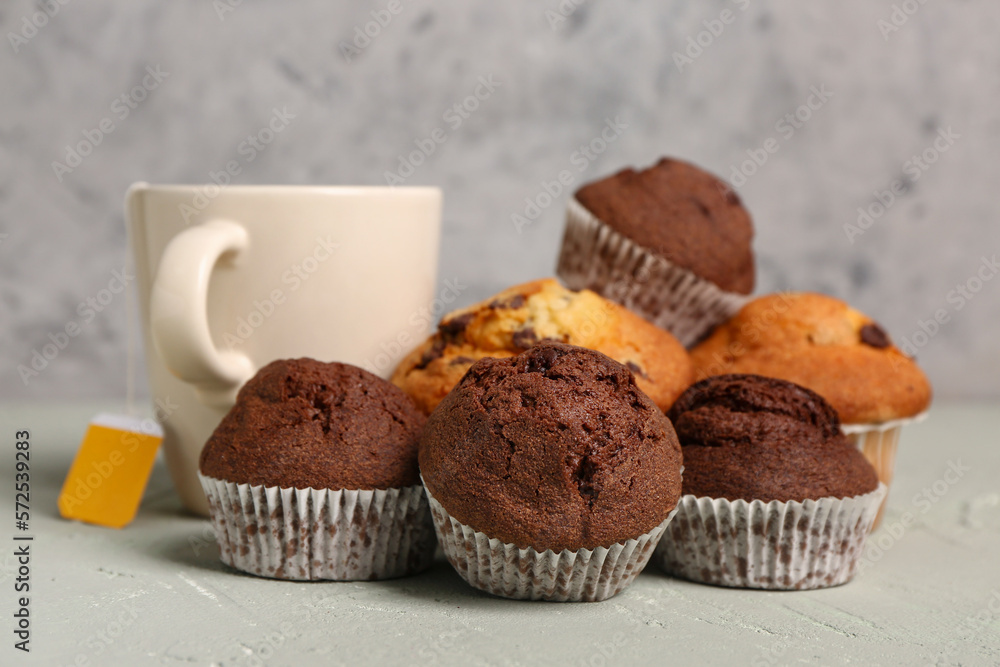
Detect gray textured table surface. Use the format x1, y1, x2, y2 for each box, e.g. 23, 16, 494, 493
0, 403, 997, 667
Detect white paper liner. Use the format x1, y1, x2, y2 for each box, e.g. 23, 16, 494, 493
654, 483, 886, 590
841, 410, 928, 435
556, 197, 750, 347
199, 474, 436, 581
842, 412, 928, 528
425, 486, 676, 602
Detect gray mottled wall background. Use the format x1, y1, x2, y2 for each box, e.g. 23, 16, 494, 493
2, 0, 998, 401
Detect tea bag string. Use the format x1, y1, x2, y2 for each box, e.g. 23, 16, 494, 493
125, 252, 136, 417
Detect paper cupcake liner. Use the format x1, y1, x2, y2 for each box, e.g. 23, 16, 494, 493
556, 197, 749, 347
654, 484, 886, 590
842, 412, 928, 528
425, 485, 676, 602
199, 475, 436, 581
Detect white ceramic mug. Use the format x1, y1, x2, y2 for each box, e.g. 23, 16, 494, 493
126, 184, 442, 515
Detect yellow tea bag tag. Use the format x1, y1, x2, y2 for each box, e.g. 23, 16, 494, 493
58, 413, 163, 529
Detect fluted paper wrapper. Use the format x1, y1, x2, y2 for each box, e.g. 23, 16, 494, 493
655, 484, 886, 590
842, 412, 928, 528
556, 197, 749, 347
199, 475, 436, 581
425, 486, 675, 602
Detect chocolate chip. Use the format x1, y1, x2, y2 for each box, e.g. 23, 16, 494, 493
860, 323, 891, 349
511, 328, 539, 351
723, 188, 741, 206
625, 361, 648, 379
524, 344, 561, 373
415, 338, 447, 370
488, 294, 526, 310
450, 356, 475, 365
438, 312, 475, 342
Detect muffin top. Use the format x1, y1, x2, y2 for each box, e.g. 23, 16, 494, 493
689, 292, 933, 423
575, 157, 755, 294
391, 278, 693, 414
667, 374, 879, 502
200, 358, 426, 490
419, 342, 682, 551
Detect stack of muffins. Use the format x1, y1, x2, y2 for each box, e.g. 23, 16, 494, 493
197, 156, 931, 599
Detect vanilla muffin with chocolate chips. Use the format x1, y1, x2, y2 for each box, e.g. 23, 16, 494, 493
391, 278, 693, 414
689, 292, 931, 424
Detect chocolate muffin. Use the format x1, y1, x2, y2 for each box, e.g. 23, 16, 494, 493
422, 341, 681, 550
667, 374, 878, 502
654, 374, 885, 590
198, 358, 436, 581
575, 158, 755, 293
557, 157, 756, 347
420, 342, 682, 601
392, 278, 693, 415
201, 358, 425, 490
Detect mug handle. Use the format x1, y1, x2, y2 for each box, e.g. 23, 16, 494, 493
150, 220, 255, 408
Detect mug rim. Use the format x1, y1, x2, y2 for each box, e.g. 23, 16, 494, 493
128, 182, 441, 196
